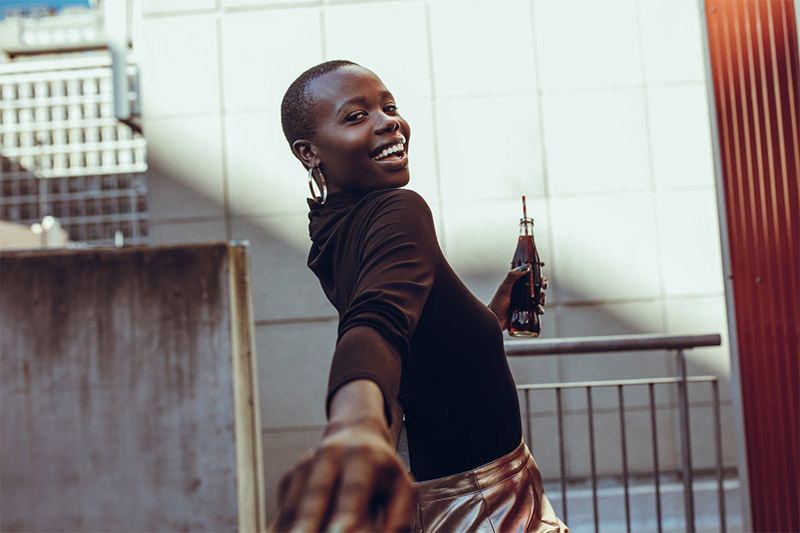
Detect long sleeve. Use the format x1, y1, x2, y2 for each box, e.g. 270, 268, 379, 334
324, 190, 440, 424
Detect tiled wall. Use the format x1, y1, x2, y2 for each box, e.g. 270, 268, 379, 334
133, 0, 733, 520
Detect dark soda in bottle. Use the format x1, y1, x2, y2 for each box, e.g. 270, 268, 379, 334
509, 196, 543, 337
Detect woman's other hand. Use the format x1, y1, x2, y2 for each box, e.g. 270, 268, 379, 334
269, 380, 416, 533
488, 266, 548, 331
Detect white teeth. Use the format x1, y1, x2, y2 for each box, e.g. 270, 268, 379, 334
372, 142, 405, 160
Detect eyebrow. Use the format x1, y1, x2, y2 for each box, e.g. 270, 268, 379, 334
336, 91, 393, 116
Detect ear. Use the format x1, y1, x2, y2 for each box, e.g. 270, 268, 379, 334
291, 139, 319, 170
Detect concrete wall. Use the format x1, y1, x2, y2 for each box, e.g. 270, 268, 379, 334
0, 244, 264, 532
128, 0, 735, 521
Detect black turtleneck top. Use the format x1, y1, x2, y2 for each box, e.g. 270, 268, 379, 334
307, 188, 522, 481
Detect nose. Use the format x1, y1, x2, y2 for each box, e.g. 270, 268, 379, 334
375, 111, 401, 135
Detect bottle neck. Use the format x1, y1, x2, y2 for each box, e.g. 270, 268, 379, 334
518, 217, 534, 237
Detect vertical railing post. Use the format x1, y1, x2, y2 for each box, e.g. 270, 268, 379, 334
649, 383, 663, 532
587, 387, 599, 532
677, 349, 696, 532
618, 385, 631, 532
713, 379, 727, 532
556, 388, 568, 524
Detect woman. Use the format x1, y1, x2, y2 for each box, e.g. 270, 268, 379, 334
272, 60, 568, 533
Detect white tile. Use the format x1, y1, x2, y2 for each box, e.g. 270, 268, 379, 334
142, 0, 215, 16
137, 13, 221, 117
648, 84, 716, 190
324, 1, 431, 101
144, 114, 227, 221
541, 89, 651, 196
225, 108, 311, 218
220, 7, 324, 113
442, 196, 550, 305
532, 0, 642, 90
256, 322, 338, 428
230, 215, 336, 322
262, 427, 325, 524
226, 0, 320, 7
655, 189, 724, 296
149, 219, 228, 245
557, 300, 665, 337
436, 95, 545, 203
428, 0, 537, 98
664, 295, 731, 399
399, 97, 441, 213
549, 193, 662, 302
638, 0, 706, 84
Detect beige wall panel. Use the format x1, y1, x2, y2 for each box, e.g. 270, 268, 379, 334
397, 97, 441, 218
256, 321, 337, 429
324, 1, 431, 101
436, 95, 544, 204
636, 0, 706, 84
541, 89, 651, 196
548, 193, 662, 303
149, 220, 229, 245
144, 114, 227, 222
647, 84, 716, 190
230, 216, 334, 322
262, 426, 325, 525
142, 0, 216, 17
225, 109, 310, 218
532, 0, 642, 91
137, 13, 221, 118
428, 0, 537, 98
655, 189, 724, 297
220, 7, 324, 113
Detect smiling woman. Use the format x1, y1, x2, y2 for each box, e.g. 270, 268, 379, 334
270, 60, 565, 533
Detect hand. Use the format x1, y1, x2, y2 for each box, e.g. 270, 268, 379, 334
269, 382, 416, 533
488, 265, 548, 331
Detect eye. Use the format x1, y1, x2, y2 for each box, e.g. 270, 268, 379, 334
384, 103, 398, 114
346, 111, 367, 122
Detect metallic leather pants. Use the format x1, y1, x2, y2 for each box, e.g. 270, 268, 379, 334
411, 441, 569, 533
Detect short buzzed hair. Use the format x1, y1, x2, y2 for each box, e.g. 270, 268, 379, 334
281, 60, 357, 147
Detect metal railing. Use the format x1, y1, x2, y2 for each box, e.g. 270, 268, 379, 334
506, 333, 725, 533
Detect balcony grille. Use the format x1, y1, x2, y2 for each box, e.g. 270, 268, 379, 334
0, 53, 148, 246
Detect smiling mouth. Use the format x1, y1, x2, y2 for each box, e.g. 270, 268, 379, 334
371, 140, 406, 161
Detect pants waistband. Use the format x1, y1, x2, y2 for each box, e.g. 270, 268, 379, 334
414, 440, 529, 501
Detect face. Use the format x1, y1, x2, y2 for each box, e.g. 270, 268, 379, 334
296, 65, 411, 195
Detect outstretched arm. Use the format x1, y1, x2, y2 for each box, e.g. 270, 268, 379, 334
270, 335, 416, 533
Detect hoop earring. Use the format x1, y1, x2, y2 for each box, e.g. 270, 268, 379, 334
308, 166, 327, 205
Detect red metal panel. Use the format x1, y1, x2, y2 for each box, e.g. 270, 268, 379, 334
705, 1, 800, 531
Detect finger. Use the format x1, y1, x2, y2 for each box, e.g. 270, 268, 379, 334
382, 472, 416, 533
538, 305, 545, 315
329, 453, 378, 532
541, 276, 549, 290
292, 451, 340, 533
273, 460, 313, 532
503, 265, 529, 285
538, 292, 546, 307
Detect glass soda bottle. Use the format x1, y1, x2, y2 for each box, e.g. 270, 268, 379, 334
509, 196, 543, 337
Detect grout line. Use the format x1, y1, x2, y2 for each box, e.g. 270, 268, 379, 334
632, 0, 668, 342
422, 0, 446, 251
215, 11, 232, 241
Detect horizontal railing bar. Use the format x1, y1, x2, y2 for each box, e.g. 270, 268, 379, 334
505, 333, 721, 356
517, 376, 718, 391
